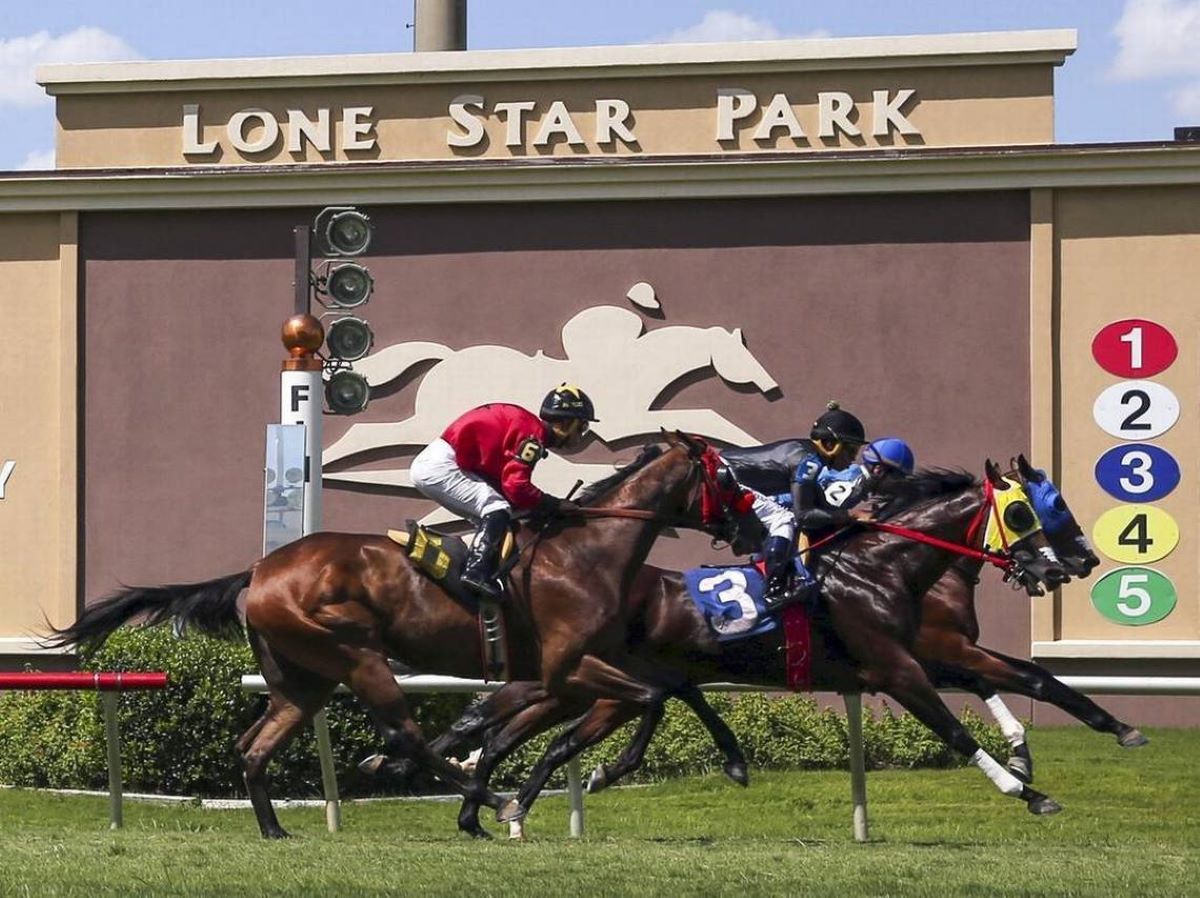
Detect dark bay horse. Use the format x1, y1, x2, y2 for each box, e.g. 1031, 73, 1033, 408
421, 457, 1143, 837
915, 455, 1146, 785
433, 462, 1072, 832
44, 434, 745, 839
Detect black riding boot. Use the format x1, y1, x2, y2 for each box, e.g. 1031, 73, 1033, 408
461, 510, 511, 601
761, 535, 794, 612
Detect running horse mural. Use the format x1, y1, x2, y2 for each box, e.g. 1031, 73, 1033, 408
323, 299, 779, 522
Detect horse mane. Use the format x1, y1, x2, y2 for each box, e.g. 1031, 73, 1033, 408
576, 445, 665, 505
871, 468, 979, 520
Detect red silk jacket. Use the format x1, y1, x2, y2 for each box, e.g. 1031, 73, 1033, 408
441, 404, 549, 509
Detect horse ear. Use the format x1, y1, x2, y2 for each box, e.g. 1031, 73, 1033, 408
1017, 453, 1044, 482
676, 431, 706, 458
984, 459, 1008, 488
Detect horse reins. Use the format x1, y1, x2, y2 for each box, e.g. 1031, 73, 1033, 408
805, 478, 1014, 572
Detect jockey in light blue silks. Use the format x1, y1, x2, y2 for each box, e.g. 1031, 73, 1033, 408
717, 402, 876, 610
776, 432, 916, 608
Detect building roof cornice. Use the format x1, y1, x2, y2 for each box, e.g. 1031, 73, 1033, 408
37, 29, 1077, 96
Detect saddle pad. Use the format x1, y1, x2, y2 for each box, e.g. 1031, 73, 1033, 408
387, 523, 472, 603
683, 565, 779, 643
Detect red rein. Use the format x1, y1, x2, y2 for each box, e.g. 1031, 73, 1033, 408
865, 479, 1011, 570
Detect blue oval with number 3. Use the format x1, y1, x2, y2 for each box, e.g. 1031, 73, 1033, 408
1095, 443, 1181, 503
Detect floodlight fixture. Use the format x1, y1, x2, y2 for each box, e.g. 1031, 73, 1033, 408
325, 369, 371, 415
326, 317, 375, 362
314, 206, 373, 256
323, 262, 374, 308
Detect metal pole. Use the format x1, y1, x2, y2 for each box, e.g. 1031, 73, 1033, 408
567, 757, 584, 837
293, 226, 311, 316
844, 693, 869, 843
313, 709, 341, 833
413, 0, 467, 51
101, 692, 123, 830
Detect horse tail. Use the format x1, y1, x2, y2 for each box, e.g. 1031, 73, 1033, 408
40, 569, 253, 651
355, 341, 453, 388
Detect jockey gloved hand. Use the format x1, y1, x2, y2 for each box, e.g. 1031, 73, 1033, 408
533, 494, 583, 519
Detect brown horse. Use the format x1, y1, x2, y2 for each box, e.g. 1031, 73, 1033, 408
422, 461, 1072, 834
44, 434, 746, 839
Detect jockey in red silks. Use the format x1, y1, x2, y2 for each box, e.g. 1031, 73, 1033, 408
410, 384, 597, 601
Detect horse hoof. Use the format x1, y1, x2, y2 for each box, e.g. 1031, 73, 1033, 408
586, 765, 608, 794
1006, 756, 1033, 784
723, 761, 750, 787
459, 823, 492, 840
496, 799, 526, 824
1027, 796, 1062, 816
1118, 728, 1149, 748
358, 753, 387, 776
508, 821, 526, 841
263, 828, 293, 840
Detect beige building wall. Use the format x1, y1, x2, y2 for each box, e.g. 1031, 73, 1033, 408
1045, 185, 1200, 653
0, 213, 76, 650
52, 63, 1055, 169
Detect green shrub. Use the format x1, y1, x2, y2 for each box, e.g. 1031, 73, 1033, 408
0, 627, 468, 798
0, 627, 1013, 797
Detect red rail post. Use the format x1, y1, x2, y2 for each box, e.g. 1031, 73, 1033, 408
0, 672, 169, 828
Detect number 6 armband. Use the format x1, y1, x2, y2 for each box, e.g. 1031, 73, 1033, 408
515, 438, 546, 466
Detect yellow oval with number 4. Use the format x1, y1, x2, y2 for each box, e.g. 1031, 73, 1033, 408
1092, 505, 1179, 564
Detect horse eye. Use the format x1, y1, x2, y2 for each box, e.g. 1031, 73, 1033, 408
1004, 502, 1036, 532
1052, 497, 1066, 512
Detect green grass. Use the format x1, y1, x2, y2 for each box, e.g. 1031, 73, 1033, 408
0, 728, 1195, 898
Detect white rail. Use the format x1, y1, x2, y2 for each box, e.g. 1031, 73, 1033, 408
240, 673, 1198, 841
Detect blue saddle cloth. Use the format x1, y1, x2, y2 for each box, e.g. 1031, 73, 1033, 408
684, 565, 780, 643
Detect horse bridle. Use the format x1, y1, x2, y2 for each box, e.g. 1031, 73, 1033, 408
543, 443, 747, 545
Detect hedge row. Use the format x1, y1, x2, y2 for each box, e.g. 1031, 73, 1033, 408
0, 628, 1010, 797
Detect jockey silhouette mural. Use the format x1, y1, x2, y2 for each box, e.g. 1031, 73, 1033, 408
323, 287, 778, 523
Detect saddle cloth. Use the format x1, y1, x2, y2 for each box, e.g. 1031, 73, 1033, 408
385, 522, 515, 605
683, 561, 812, 689
683, 564, 779, 643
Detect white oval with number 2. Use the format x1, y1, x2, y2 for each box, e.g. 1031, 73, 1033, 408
1092, 380, 1179, 439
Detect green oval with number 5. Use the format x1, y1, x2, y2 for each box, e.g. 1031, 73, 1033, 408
1092, 505, 1179, 564
1090, 567, 1177, 626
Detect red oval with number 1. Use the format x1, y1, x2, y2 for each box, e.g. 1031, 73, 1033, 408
1092, 319, 1178, 378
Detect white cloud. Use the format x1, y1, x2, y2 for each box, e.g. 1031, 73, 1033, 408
0, 27, 140, 108
1112, 0, 1200, 80
1173, 82, 1200, 119
662, 10, 829, 44
17, 148, 56, 171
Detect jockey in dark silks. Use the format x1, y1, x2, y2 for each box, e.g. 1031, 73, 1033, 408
718, 401, 871, 610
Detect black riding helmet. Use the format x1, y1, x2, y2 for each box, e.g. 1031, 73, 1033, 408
810, 401, 866, 449
540, 383, 598, 423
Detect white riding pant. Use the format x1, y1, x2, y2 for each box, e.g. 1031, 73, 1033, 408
410, 438, 511, 521
750, 489, 795, 541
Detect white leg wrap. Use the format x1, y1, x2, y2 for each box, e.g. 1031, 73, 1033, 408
972, 748, 1024, 797
985, 695, 1027, 747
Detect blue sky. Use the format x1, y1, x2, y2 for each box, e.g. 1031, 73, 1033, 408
3, 1, 1199, 170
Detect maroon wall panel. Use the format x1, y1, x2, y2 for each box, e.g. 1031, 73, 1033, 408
81, 192, 1031, 666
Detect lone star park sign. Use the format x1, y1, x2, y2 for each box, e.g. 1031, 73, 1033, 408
180, 88, 920, 157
